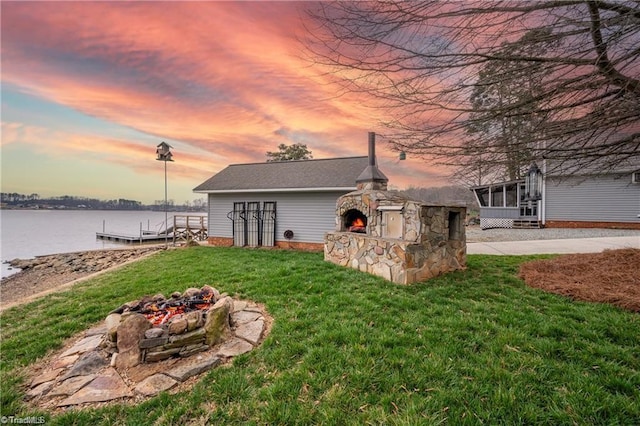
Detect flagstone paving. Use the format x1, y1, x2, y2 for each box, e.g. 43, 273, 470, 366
24, 299, 270, 411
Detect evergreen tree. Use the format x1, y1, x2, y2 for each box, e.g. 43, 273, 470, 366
266, 143, 313, 162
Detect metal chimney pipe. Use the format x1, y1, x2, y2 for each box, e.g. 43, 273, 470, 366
368, 132, 376, 166
356, 131, 388, 190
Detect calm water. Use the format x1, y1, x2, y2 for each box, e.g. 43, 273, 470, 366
0, 210, 206, 278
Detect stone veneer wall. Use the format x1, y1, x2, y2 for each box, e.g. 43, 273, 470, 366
335, 190, 422, 240
325, 203, 466, 284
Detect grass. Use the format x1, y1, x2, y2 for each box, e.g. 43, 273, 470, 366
1, 247, 639, 425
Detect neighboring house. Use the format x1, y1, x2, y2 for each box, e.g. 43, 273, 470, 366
193, 156, 370, 249
471, 163, 640, 229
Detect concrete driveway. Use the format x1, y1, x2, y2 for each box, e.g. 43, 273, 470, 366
467, 235, 640, 255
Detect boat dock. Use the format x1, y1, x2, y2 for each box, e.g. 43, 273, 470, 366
95, 231, 172, 244
96, 215, 207, 245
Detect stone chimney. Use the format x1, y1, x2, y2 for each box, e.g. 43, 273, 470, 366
356, 132, 388, 191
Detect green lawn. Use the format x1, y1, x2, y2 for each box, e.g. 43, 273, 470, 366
1, 247, 638, 425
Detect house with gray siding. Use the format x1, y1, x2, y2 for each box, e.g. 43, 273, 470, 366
193, 156, 370, 249
471, 163, 640, 229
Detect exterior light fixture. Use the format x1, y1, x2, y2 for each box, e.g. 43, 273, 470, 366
524, 162, 543, 201
156, 142, 174, 246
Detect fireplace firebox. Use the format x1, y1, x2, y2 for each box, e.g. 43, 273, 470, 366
343, 209, 368, 233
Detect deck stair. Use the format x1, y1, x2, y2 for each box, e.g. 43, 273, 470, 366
158, 226, 174, 236
512, 219, 541, 229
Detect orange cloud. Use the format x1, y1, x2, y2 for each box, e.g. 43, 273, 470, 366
1, 1, 454, 202
3, 3, 375, 144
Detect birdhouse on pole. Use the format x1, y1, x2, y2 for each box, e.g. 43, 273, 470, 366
156, 142, 174, 162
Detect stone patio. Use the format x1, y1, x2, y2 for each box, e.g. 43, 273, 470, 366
24, 298, 270, 411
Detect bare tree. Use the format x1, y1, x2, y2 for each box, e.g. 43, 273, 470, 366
402, 185, 477, 207
304, 1, 640, 179
455, 28, 557, 184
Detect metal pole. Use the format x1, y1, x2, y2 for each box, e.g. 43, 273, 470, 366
164, 160, 169, 247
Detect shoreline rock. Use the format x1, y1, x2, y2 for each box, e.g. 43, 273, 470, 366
4, 247, 164, 277
0, 247, 165, 310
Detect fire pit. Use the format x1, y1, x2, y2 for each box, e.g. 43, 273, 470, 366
23, 289, 270, 408
131, 287, 215, 327
104, 285, 234, 368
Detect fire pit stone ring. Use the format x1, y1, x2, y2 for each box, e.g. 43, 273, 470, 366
23, 285, 271, 409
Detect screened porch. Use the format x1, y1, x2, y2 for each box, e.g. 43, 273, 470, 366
472, 180, 540, 229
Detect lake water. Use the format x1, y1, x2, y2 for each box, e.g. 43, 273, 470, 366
0, 210, 206, 278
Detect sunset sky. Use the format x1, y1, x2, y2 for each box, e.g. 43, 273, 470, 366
1, 1, 451, 205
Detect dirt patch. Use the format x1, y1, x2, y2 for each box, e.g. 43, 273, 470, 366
519, 248, 640, 312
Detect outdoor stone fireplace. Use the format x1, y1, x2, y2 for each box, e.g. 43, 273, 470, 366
324, 133, 466, 284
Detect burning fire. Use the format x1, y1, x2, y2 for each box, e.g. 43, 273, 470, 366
139, 288, 215, 326
348, 217, 366, 233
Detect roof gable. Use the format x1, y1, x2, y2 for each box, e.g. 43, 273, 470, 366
194, 156, 369, 192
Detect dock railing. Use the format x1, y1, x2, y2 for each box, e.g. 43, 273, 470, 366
172, 215, 208, 244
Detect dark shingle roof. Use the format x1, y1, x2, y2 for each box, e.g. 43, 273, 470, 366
193, 156, 369, 192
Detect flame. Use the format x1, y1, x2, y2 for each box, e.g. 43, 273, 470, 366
352, 218, 365, 227
144, 304, 196, 326
139, 288, 216, 326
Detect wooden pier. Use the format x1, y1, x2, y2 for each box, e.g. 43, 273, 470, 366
96, 215, 207, 245
95, 232, 170, 244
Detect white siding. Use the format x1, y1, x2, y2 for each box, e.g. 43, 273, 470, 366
207, 191, 346, 243
479, 207, 520, 218
545, 174, 640, 223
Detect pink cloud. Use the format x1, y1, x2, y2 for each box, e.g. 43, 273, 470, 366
1, 1, 453, 198
5, 4, 374, 127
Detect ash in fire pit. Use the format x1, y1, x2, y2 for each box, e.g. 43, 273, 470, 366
104, 285, 236, 368
113, 286, 217, 327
